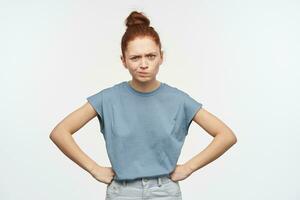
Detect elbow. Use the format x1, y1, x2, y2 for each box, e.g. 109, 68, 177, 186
49, 130, 57, 141
49, 125, 73, 142
49, 126, 64, 141
229, 132, 237, 144
232, 135, 237, 144
221, 131, 237, 145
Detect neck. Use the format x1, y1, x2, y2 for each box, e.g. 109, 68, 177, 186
129, 79, 161, 93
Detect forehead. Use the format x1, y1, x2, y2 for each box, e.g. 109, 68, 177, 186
126, 37, 159, 56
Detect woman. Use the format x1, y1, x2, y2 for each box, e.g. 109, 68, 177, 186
49, 11, 237, 200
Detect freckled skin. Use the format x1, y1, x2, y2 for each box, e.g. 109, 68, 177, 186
120, 36, 164, 93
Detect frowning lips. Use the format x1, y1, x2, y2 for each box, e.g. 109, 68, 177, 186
137, 72, 149, 75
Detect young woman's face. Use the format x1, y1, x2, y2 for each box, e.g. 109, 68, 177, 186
121, 36, 163, 83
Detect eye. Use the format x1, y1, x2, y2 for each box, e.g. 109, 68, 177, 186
148, 55, 156, 59
130, 57, 139, 61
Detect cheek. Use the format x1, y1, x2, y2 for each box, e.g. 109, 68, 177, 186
127, 64, 138, 72
153, 61, 161, 69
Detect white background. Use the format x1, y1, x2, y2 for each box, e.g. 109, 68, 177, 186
1, 0, 299, 199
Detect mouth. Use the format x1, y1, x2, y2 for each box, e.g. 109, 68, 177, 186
137, 72, 149, 76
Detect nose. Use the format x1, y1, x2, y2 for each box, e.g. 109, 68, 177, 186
139, 57, 148, 69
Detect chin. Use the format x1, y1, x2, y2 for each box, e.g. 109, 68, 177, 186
136, 76, 150, 80
134, 76, 153, 83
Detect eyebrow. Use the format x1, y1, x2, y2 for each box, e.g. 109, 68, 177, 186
129, 52, 157, 57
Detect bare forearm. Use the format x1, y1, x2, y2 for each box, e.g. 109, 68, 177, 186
49, 128, 99, 174
184, 132, 237, 173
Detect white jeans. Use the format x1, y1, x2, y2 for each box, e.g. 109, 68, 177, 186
105, 175, 182, 200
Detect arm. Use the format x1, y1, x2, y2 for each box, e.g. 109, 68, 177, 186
184, 108, 237, 174
49, 102, 115, 184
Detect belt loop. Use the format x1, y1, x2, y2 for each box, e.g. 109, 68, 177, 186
157, 177, 162, 187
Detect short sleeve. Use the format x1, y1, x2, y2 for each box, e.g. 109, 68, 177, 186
184, 93, 203, 131
87, 90, 105, 134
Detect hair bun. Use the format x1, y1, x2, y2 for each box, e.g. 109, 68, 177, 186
125, 11, 150, 28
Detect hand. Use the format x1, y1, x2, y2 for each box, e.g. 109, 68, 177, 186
169, 164, 194, 182
89, 165, 116, 185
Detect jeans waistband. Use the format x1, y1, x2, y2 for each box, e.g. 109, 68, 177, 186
113, 174, 173, 188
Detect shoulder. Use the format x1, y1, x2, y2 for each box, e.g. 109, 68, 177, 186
88, 81, 125, 97
163, 82, 190, 99
163, 82, 185, 94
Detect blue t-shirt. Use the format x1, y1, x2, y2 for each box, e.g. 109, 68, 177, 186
86, 81, 203, 181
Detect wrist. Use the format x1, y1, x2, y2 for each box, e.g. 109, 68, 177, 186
87, 162, 100, 174
184, 163, 195, 175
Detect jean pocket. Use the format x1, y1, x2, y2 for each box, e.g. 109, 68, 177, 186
107, 181, 112, 188
163, 179, 182, 196
106, 180, 120, 197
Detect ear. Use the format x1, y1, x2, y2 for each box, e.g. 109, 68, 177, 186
120, 55, 127, 68
159, 50, 164, 65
